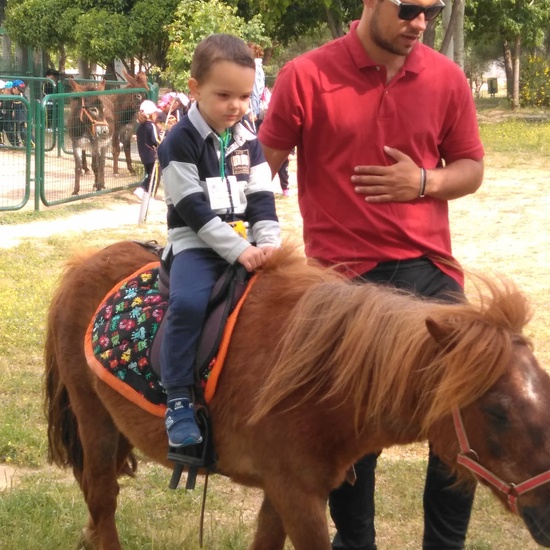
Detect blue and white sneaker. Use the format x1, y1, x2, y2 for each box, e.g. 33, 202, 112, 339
165, 398, 203, 448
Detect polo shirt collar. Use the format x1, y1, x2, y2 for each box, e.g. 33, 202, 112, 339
187, 101, 257, 148
345, 19, 426, 75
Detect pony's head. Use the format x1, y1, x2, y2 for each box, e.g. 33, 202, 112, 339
67, 79, 113, 139
120, 70, 149, 116
424, 280, 550, 545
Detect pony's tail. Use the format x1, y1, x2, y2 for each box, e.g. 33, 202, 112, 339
44, 320, 84, 473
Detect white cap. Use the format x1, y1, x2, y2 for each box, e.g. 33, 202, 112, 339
0, 80, 5, 90
140, 100, 158, 116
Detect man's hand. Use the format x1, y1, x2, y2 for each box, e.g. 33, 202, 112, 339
352, 146, 422, 203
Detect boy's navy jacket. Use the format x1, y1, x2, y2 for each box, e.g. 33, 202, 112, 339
158, 102, 280, 264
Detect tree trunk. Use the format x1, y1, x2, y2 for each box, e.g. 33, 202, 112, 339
511, 34, 521, 110
103, 60, 117, 81
326, 6, 344, 38
263, 47, 274, 66
440, 0, 454, 60
78, 58, 92, 79
59, 45, 67, 74
453, 0, 465, 69
502, 39, 513, 97
423, 21, 436, 49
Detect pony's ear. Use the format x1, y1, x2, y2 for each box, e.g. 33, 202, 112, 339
68, 78, 83, 93
425, 317, 454, 344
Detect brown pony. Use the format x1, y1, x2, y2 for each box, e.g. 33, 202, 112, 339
67, 79, 115, 195
45, 241, 550, 550
111, 70, 149, 176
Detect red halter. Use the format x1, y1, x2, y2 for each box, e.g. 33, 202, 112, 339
453, 408, 550, 514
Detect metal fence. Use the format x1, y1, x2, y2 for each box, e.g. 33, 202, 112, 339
0, 77, 159, 212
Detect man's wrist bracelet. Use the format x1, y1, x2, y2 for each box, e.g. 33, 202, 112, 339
419, 168, 427, 198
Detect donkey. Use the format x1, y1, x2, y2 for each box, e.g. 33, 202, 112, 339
67, 79, 115, 195
112, 70, 149, 176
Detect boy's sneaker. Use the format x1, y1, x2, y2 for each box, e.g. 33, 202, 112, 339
133, 187, 145, 200
282, 188, 290, 197
165, 398, 203, 448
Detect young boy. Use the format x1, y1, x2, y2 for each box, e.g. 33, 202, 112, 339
157, 34, 281, 448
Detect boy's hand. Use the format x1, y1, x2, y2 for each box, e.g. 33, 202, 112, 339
260, 246, 277, 261
237, 246, 267, 272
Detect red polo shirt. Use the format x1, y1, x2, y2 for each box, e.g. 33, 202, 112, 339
259, 21, 484, 284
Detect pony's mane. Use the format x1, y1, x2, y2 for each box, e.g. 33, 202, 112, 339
252, 249, 532, 434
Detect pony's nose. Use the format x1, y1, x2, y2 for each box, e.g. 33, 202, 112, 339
96, 124, 110, 137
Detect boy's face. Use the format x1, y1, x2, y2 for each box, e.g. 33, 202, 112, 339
189, 60, 254, 134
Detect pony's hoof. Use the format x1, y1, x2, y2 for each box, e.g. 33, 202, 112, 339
72, 191, 80, 196
77, 526, 98, 549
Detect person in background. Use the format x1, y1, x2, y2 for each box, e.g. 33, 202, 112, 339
247, 42, 265, 132
0, 81, 17, 146
11, 80, 30, 147
43, 69, 60, 130
134, 99, 161, 200
157, 33, 280, 448
0, 80, 6, 146
277, 156, 290, 197
259, 0, 484, 548
157, 93, 182, 134
176, 92, 190, 118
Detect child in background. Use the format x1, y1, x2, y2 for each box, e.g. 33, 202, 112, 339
134, 100, 161, 200
157, 34, 280, 447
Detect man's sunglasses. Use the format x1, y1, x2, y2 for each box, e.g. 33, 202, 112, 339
387, 0, 445, 21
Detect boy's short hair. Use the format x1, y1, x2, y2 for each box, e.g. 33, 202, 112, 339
191, 34, 255, 83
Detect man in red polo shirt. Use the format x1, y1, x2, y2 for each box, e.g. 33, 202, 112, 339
259, 0, 484, 548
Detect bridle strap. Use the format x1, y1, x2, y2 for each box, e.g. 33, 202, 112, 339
79, 102, 109, 137
453, 408, 550, 514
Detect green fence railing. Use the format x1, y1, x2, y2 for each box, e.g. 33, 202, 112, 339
0, 84, 160, 212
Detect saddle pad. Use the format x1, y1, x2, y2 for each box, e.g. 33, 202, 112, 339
84, 262, 257, 417
85, 262, 168, 417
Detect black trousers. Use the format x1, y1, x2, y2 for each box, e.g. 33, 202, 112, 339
329, 257, 474, 550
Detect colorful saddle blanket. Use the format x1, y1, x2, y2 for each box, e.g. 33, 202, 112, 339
85, 262, 254, 417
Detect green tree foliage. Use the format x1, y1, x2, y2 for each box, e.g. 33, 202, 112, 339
520, 55, 550, 108
466, 0, 550, 48
4, 0, 179, 73
466, 0, 550, 107
164, 0, 266, 90
4, 0, 79, 54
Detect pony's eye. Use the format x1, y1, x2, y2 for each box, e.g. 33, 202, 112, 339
483, 404, 510, 428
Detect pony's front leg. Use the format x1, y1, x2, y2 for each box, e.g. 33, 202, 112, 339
72, 147, 83, 195
95, 144, 107, 190
123, 139, 135, 175
82, 150, 90, 174
112, 134, 121, 175
249, 495, 286, 550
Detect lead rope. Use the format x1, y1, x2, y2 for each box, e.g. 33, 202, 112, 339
198, 471, 209, 547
